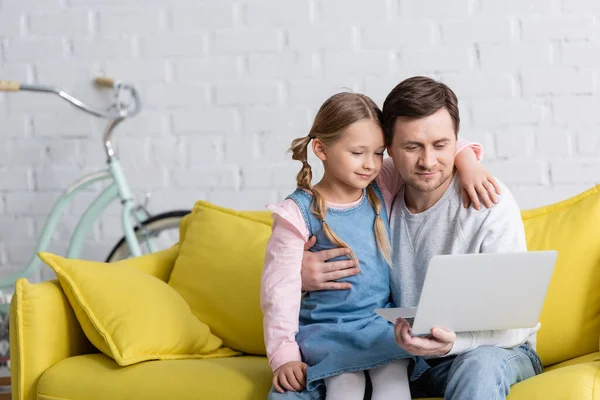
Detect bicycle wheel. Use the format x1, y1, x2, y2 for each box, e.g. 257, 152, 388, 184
105, 210, 190, 262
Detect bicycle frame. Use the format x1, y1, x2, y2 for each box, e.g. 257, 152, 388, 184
0, 157, 148, 292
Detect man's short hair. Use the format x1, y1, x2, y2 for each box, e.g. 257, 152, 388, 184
382, 76, 460, 144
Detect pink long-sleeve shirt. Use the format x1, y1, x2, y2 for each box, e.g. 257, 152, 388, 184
260, 140, 482, 372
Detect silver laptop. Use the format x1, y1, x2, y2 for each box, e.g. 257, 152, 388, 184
376, 251, 557, 336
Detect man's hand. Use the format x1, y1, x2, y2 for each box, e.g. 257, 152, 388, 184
301, 236, 359, 291
273, 361, 308, 393
394, 318, 456, 357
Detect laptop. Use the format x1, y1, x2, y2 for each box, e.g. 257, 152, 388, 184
376, 251, 557, 336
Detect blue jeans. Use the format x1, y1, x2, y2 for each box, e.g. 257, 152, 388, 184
410, 344, 543, 400
268, 344, 542, 400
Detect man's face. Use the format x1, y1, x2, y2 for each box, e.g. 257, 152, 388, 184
387, 107, 457, 193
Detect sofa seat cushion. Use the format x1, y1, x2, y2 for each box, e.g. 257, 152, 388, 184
37, 354, 272, 400
545, 351, 600, 372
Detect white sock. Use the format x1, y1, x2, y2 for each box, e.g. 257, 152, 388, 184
369, 359, 412, 400
324, 371, 366, 400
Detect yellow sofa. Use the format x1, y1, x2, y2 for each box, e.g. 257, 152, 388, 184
10, 186, 600, 400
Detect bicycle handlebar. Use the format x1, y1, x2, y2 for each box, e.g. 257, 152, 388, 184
0, 77, 141, 120
0, 80, 20, 91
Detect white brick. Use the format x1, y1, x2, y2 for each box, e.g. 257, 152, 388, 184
32, 113, 96, 137
438, 73, 516, 98
97, 8, 164, 36
207, 189, 277, 210
363, 21, 435, 49
5, 192, 60, 215
212, 29, 282, 54
224, 134, 260, 164
170, 166, 240, 189
71, 37, 135, 60
551, 161, 600, 183
442, 19, 513, 44
564, 0, 600, 12
0, 115, 32, 137
187, 135, 225, 167
561, 43, 600, 68
494, 127, 535, 157
522, 69, 594, 96
171, 4, 235, 31
256, 132, 302, 163
401, 47, 474, 72
479, 44, 553, 70
0, 217, 35, 240
319, 0, 389, 22
33, 215, 100, 242
215, 82, 281, 106
117, 138, 150, 167
35, 60, 101, 85
0, 11, 24, 36
78, 141, 107, 166
553, 97, 600, 124
120, 165, 169, 190
5, 242, 36, 265
288, 79, 361, 106
139, 34, 205, 58
536, 127, 572, 159
103, 59, 167, 83
480, 0, 562, 15
28, 11, 91, 36
287, 26, 354, 51
472, 100, 544, 126
42, 139, 82, 166
575, 131, 599, 156
401, 0, 471, 18
246, 0, 311, 26
244, 108, 310, 133
172, 108, 238, 134
511, 184, 591, 209
484, 160, 547, 184
115, 112, 170, 137
3, 0, 61, 9
145, 84, 210, 109
520, 16, 594, 41
324, 51, 391, 77
173, 57, 240, 82
247, 53, 317, 79
148, 137, 187, 168
0, 64, 31, 84
0, 140, 44, 166
35, 167, 95, 191
242, 164, 297, 189
4, 38, 66, 63
0, 168, 32, 190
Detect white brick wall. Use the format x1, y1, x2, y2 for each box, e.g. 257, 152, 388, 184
1, 0, 600, 278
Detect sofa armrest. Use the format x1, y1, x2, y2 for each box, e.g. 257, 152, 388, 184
10, 279, 95, 400
10, 245, 180, 400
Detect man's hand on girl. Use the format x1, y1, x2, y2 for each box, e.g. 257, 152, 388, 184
301, 235, 359, 291
273, 361, 308, 393
394, 318, 456, 357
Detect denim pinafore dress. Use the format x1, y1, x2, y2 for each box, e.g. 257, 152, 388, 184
287, 184, 420, 391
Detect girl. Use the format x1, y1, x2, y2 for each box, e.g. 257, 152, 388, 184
261, 92, 489, 399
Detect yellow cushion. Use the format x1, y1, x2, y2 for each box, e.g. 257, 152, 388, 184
168, 201, 272, 355
521, 184, 600, 366
38, 251, 238, 366
38, 353, 272, 400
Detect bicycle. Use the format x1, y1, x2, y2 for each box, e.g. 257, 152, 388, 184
0, 77, 191, 300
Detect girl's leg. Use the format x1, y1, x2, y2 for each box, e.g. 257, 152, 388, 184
369, 359, 411, 400
324, 371, 366, 400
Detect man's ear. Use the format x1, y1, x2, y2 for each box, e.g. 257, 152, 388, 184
313, 138, 327, 161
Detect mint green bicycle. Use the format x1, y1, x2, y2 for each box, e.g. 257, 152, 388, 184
0, 77, 190, 297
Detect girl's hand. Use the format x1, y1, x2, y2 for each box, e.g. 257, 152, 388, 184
273, 361, 308, 393
455, 149, 501, 210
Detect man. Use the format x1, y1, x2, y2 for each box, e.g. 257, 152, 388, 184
302, 76, 542, 399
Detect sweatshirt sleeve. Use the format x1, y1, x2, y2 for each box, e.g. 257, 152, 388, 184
260, 199, 309, 372
448, 182, 537, 356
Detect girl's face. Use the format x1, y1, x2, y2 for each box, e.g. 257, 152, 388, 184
314, 119, 386, 191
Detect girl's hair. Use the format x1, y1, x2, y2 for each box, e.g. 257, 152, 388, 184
289, 92, 392, 266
